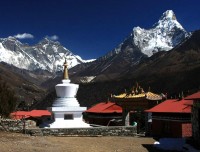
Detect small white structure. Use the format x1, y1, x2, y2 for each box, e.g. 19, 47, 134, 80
48, 59, 90, 128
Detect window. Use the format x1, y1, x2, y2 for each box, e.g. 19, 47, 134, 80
64, 114, 73, 120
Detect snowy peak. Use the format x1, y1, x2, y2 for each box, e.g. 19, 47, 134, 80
38, 38, 60, 46
0, 36, 23, 47
132, 10, 188, 57
0, 37, 93, 73
100, 10, 188, 60
62, 10, 194, 83
155, 10, 184, 30
160, 10, 177, 21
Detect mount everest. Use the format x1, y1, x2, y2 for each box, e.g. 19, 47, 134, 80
0, 37, 94, 73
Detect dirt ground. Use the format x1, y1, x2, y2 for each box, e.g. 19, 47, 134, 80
0, 131, 159, 152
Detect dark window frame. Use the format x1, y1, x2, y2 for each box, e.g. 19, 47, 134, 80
64, 114, 74, 120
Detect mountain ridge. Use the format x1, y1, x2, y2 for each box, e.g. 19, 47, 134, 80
0, 37, 94, 73
70, 10, 189, 83
0, 10, 199, 110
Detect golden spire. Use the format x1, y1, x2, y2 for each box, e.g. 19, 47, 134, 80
63, 58, 69, 79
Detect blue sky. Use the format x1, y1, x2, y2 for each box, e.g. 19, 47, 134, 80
0, 0, 199, 59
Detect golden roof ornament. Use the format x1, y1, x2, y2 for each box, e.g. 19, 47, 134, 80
112, 82, 162, 100
63, 57, 69, 79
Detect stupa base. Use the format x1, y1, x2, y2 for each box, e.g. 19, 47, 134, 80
49, 120, 90, 128
47, 107, 90, 128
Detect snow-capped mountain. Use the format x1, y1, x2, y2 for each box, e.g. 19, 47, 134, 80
133, 10, 188, 57
71, 10, 189, 82
103, 10, 188, 59
0, 37, 94, 72
0, 10, 189, 82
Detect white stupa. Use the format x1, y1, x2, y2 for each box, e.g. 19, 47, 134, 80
48, 59, 90, 128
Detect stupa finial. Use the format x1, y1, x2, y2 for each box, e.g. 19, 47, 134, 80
63, 57, 69, 79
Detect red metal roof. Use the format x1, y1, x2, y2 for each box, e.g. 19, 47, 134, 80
11, 110, 51, 120
185, 91, 200, 100
10, 111, 30, 119
145, 99, 193, 113
86, 102, 122, 113
29, 110, 51, 117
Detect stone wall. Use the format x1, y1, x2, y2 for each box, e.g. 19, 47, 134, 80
0, 119, 37, 132
0, 119, 24, 132
0, 119, 137, 137
25, 126, 137, 136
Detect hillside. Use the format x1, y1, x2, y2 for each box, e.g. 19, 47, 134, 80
0, 62, 48, 108
70, 10, 188, 83
32, 30, 200, 109
75, 30, 200, 107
